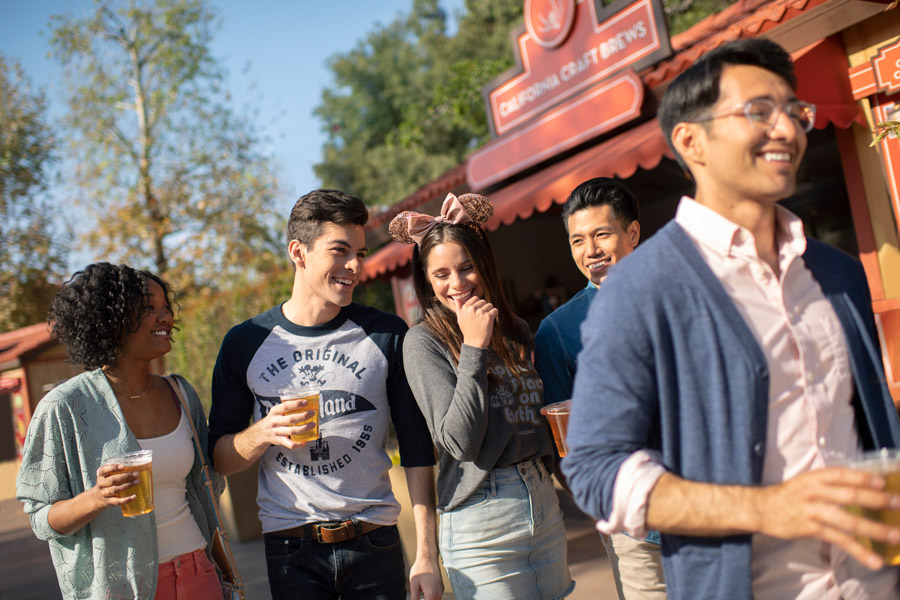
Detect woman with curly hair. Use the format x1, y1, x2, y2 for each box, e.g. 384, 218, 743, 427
16, 262, 225, 600
389, 194, 573, 599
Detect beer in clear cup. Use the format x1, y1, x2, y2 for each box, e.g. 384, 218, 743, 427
281, 386, 321, 443
540, 400, 572, 457
839, 448, 900, 566
103, 450, 154, 517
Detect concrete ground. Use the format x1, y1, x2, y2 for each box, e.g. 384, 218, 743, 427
0, 460, 618, 599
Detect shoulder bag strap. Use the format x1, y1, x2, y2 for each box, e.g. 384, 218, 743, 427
165, 375, 245, 591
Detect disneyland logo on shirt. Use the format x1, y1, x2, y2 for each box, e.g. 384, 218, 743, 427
253, 389, 376, 422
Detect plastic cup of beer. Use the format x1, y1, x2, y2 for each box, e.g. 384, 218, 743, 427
839, 448, 900, 566
281, 385, 321, 443
540, 400, 572, 457
103, 450, 154, 517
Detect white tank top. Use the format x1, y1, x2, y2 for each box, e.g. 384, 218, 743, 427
138, 408, 207, 563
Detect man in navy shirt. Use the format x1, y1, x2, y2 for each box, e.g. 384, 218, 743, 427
534, 178, 662, 599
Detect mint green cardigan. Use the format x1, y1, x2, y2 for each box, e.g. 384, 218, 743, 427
16, 369, 225, 599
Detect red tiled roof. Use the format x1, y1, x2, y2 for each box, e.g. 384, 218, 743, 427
0, 323, 54, 367
641, 0, 829, 88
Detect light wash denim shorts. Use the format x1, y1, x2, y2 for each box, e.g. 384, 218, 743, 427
439, 459, 574, 600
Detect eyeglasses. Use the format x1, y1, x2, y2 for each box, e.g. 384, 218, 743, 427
693, 98, 817, 133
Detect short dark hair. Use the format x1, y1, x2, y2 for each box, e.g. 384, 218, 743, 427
48, 262, 175, 369
562, 177, 639, 233
287, 189, 368, 247
658, 38, 797, 170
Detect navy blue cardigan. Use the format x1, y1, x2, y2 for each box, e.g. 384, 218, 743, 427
562, 222, 900, 600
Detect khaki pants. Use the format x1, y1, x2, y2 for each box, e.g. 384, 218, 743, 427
602, 533, 667, 600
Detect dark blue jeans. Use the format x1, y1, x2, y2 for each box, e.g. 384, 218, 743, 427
264, 525, 406, 600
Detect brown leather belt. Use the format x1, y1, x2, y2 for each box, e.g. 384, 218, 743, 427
275, 519, 383, 543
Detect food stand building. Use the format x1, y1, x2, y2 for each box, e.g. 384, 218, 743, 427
360, 0, 900, 404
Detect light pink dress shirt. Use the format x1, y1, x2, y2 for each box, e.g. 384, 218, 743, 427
595, 197, 899, 599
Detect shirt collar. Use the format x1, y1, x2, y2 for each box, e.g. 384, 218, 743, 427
674, 196, 807, 263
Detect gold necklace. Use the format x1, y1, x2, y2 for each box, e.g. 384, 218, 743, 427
107, 376, 154, 399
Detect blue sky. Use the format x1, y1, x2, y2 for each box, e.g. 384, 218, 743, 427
0, 0, 463, 264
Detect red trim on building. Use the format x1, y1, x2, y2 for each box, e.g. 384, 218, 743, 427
641, 0, 829, 88
0, 323, 54, 367
835, 126, 885, 302
485, 118, 669, 229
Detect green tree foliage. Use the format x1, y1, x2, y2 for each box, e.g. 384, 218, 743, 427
314, 0, 524, 206
49, 0, 283, 291
0, 54, 69, 332
662, 0, 737, 35
314, 0, 737, 208
872, 121, 900, 147
167, 269, 292, 408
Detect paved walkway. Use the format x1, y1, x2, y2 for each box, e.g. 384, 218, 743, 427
0, 461, 618, 599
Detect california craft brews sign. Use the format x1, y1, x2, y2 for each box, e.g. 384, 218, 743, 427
467, 0, 671, 190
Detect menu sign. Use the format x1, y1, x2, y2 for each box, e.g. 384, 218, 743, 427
485, 0, 670, 136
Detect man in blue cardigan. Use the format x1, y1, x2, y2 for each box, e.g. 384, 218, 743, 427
563, 37, 900, 600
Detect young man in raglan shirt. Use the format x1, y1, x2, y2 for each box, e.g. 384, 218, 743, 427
208, 189, 443, 600
534, 178, 665, 600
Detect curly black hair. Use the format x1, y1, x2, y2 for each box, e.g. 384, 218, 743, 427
48, 262, 176, 369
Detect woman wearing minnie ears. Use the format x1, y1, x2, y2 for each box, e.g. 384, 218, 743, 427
390, 193, 574, 599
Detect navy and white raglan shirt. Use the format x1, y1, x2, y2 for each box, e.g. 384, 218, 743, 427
208, 303, 435, 534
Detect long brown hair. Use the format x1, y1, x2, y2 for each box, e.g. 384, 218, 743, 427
411, 222, 528, 370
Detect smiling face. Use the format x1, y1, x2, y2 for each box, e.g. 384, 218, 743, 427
291, 221, 367, 319
686, 64, 808, 209
425, 241, 483, 313
567, 204, 639, 285
119, 278, 174, 361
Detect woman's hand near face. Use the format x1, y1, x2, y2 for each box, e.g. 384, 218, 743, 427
46, 464, 140, 536
456, 296, 498, 348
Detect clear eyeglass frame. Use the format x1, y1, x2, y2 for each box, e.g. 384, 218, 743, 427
693, 98, 817, 133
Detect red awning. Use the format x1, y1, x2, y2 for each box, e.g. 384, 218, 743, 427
361, 30, 863, 281
486, 118, 670, 229
363, 242, 414, 281
361, 118, 670, 280
794, 36, 863, 130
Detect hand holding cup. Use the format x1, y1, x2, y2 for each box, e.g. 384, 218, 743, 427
100, 450, 154, 517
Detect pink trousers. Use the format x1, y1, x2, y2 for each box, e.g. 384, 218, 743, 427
155, 548, 223, 600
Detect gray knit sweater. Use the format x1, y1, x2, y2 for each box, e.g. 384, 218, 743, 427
403, 323, 555, 512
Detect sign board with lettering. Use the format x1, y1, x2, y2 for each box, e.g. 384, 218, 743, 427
468, 70, 643, 190
467, 0, 670, 190
484, 0, 670, 136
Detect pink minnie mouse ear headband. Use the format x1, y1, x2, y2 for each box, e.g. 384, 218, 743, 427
389, 193, 493, 246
